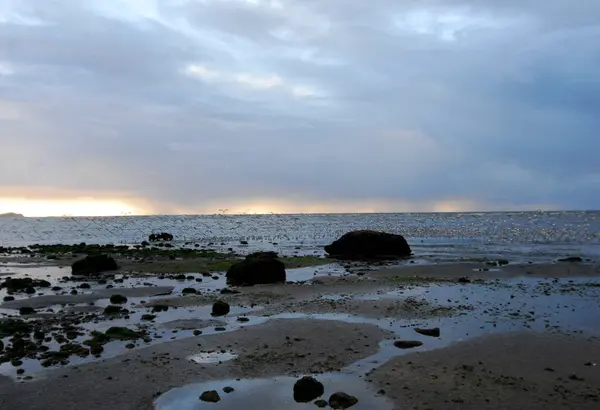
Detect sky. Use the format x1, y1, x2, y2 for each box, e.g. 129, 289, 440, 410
1, 0, 599, 216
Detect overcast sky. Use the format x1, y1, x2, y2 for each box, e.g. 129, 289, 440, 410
1, 0, 599, 215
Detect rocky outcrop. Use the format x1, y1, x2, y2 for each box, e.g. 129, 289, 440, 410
293, 376, 324, 402
226, 252, 286, 286
71, 254, 118, 275
148, 232, 173, 242
324, 230, 411, 260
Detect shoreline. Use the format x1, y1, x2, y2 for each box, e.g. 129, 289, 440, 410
1, 254, 600, 409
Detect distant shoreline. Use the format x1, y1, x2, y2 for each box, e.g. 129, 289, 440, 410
0, 212, 24, 218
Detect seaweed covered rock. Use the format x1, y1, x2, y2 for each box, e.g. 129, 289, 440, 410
0, 278, 51, 293
149, 232, 173, 242
226, 252, 285, 286
324, 230, 411, 260
71, 254, 118, 276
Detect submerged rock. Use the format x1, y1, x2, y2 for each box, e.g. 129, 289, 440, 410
71, 254, 118, 276
414, 327, 440, 337
293, 376, 325, 403
222, 386, 234, 394
226, 252, 286, 286
211, 301, 230, 316
1, 277, 51, 293
105, 327, 141, 340
329, 392, 358, 409
324, 230, 411, 260
393, 340, 423, 349
199, 390, 220, 403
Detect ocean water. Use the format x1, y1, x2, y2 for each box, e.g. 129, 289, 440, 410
1, 211, 599, 263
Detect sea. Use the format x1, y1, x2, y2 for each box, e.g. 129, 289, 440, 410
1, 211, 599, 264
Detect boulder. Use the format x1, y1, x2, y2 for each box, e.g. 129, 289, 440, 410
71, 254, 118, 276
414, 327, 440, 337
149, 232, 173, 242
226, 252, 286, 286
393, 340, 423, 349
324, 230, 411, 260
329, 392, 358, 409
293, 376, 324, 402
109, 295, 128, 304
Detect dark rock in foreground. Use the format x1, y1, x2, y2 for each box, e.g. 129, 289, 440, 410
1, 278, 51, 293
71, 254, 118, 276
293, 376, 324, 403
109, 295, 127, 304
324, 230, 411, 260
199, 390, 220, 402
226, 252, 286, 286
211, 301, 230, 316
329, 392, 359, 409
394, 340, 423, 349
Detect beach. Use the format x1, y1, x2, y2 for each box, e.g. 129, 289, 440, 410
1, 213, 600, 409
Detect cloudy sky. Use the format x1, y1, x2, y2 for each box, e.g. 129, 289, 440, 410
1, 0, 598, 216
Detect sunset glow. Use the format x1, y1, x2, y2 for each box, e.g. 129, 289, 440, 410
0, 198, 142, 217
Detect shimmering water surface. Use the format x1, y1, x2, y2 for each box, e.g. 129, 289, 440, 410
1, 212, 599, 262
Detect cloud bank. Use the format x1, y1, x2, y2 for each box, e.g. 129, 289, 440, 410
1, 0, 598, 215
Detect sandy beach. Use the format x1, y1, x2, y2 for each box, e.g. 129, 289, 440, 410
2, 253, 600, 409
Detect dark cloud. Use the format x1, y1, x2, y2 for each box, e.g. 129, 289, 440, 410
0, 0, 598, 214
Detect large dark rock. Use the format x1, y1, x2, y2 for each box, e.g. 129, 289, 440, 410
71, 254, 118, 276
324, 230, 411, 260
226, 252, 286, 286
149, 232, 173, 242
211, 300, 230, 316
293, 376, 324, 403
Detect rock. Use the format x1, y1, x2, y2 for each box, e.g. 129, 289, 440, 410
109, 295, 128, 304
226, 252, 286, 286
293, 376, 325, 403
141, 314, 156, 321
149, 232, 173, 242
324, 230, 411, 260
414, 327, 440, 337
558, 256, 583, 263
237, 317, 250, 323
329, 392, 358, 409
314, 399, 328, 408
393, 340, 423, 349
125, 343, 135, 349
199, 390, 220, 403
141, 241, 150, 247
105, 327, 141, 340
89, 344, 104, 355
182, 288, 197, 295
223, 386, 234, 393
457, 277, 471, 283
220, 288, 240, 295
193, 330, 202, 336
3, 296, 14, 302
79, 283, 91, 289
71, 254, 118, 276
104, 305, 125, 315
0, 340, 3, 352
211, 301, 230, 316
152, 305, 169, 313
19, 307, 36, 315
1, 278, 51, 293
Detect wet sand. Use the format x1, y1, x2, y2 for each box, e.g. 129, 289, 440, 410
1, 260, 600, 409
369, 332, 600, 409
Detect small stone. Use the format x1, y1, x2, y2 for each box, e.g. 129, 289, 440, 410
329, 392, 358, 409
314, 399, 328, 408
125, 343, 135, 349
414, 327, 440, 337
199, 390, 220, 403
223, 386, 234, 393
212, 301, 230, 316
109, 295, 128, 304
393, 340, 423, 349
237, 317, 250, 322
193, 330, 202, 336
182, 288, 197, 295
457, 277, 471, 284
141, 314, 156, 321
19, 307, 35, 315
